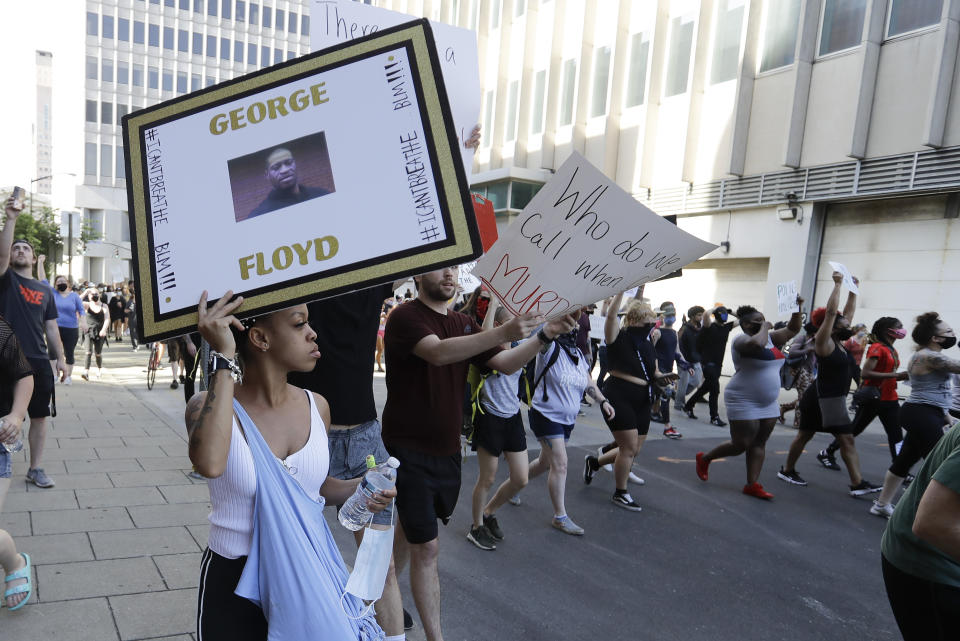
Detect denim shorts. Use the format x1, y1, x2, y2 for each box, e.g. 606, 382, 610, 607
327, 419, 392, 526
0, 449, 11, 479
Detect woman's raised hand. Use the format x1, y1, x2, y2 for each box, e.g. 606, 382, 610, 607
197, 290, 244, 358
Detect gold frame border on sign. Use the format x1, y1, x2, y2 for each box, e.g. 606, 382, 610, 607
125, 20, 474, 342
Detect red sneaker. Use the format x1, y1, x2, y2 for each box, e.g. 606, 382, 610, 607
742, 482, 774, 500
695, 452, 709, 481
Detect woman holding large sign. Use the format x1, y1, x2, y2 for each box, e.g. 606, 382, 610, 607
186, 291, 394, 640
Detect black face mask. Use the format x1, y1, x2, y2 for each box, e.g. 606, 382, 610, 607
937, 336, 957, 350
835, 328, 854, 341
56, 283, 68, 292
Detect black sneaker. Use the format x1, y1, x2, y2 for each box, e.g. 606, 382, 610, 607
683, 407, 698, 420
849, 479, 882, 497
816, 449, 841, 471
710, 416, 727, 427
403, 609, 414, 631
467, 525, 497, 550
611, 492, 642, 512
170, 380, 179, 389
583, 455, 598, 485
649, 414, 665, 424
483, 514, 504, 541
777, 467, 808, 486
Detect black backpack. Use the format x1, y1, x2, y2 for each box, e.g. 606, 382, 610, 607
518, 344, 565, 405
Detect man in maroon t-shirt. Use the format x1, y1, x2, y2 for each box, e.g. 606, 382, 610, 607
382, 265, 577, 641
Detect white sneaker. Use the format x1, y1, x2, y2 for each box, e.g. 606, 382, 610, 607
63, 376, 72, 386
95, 370, 102, 380
870, 500, 894, 519
597, 446, 613, 473
628, 472, 645, 485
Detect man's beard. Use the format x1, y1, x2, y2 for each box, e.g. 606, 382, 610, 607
421, 280, 453, 303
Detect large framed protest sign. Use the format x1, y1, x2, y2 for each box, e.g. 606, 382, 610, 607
473, 153, 717, 319
123, 20, 480, 342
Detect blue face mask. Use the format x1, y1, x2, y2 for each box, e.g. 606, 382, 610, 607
718, 313, 728, 322
664, 316, 676, 325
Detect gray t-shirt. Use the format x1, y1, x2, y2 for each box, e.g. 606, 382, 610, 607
479, 369, 523, 418
531, 342, 590, 425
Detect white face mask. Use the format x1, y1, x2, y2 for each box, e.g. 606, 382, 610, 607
341, 507, 395, 618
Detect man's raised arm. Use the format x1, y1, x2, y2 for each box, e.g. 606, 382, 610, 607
0, 195, 23, 277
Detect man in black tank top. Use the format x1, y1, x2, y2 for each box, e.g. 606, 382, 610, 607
778, 271, 882, 497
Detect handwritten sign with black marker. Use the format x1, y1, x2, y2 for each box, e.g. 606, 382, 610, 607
473, 153, 716, 320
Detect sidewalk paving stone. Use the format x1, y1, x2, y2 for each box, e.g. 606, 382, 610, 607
95, 446, 168, 459
90, 526, 199, 559
0, 511, 31, 536
138, 456, 193, 471
38, 557, 166, 601
25, 472, 114, 491
153, 552, 203, 589
157, 485, 209, 504
0, 596, 119, 641
76, 487, 167, 509
66, 458, 143, 474
4, 490, 79, 512
109, 588, 196, 640
127, 503, 211, 529
108, 470, 193, 487
35, 447, 99, 462
11, 532, 95, 564
33, 507, 134, 535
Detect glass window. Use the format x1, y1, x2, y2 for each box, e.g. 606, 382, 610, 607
208, 0, 217, 15
85, 100, 98, 122
263, 5, 271, 27
711, 0, 745, 84
163, 26, 174, 49
819, 0, 867, 55
276, 9, 284, 30
510, 181, 541, 210
490, 0, 500, 28
262, 45, 270, 66
237, 1, 246, 21
101, 144, 112, 177
177, 71, 187, 92
206, 75, 216, 87
301, 14, 309, 35
234, 40, 243, 62
222, 0, 232, 19
148, 65, 159, 89
193, 32, 203, 54
149, 23, 160, 47
118, 17, 129, 41
221, 38, 230, 59
101, 101, 113, 124
118, 61, 129, 84
665, 13, 695, 96
191, 73, 201, 90
162, 69, 173, 91
103, 15, 114, 39
134, 20, 145, 44
625, 32, 650, 107
178, 29, 188, 51
486, 182, 507, 209
180, 0, 190, 8
888, 0, 942, 36
194, 0, 203, 12
247, 43, 256, 64
117, 104, 129, 125
531, 69, 546, 134
87, 12, 98, 36
760, 0, 801, 71
285, 51, 293, 60
85, 143, 97, 175
165, 0, 175, 6
591, 46, 611, 117
117, 146, 127, 180
288, 12, 297, 32
482, 90, 494, 148
250, 3, 259, 24
207, 35, 216, 57
274, 48, 282, 64
86, 56, 98, 80
102, 58, 114, 83
515, 0, 525, 16
560, 59, 577, 125
505, 80, 519, 141
133, 63, 144, 86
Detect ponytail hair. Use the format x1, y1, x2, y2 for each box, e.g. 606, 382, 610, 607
869, 316, 901, 345
911, 311, 941, 348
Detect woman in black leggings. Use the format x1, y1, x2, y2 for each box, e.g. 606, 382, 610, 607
81, 290, 109, 381
819, 316, 908, 468
870, 312, 959, 518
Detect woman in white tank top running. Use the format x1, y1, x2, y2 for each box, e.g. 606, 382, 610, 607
186, 291, 395, 641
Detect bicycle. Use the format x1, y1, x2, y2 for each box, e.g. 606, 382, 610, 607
146, 342, 162, 389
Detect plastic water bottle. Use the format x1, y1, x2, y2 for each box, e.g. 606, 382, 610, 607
338, 455, 400, 531
2, 438, 23, 454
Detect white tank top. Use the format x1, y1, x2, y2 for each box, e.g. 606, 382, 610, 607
207, 391, 330, 559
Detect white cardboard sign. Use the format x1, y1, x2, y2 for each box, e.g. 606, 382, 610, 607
828, 261, 860, 295
776, 280, 799, 317
473, 153, 717, 320
311, 0, 481, 175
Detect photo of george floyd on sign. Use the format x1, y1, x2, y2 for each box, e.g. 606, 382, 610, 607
123, 20, 481, 342
473, 153, 717, 320
310, 0, 481, 176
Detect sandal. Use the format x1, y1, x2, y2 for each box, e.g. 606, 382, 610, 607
4, 552, 32, 611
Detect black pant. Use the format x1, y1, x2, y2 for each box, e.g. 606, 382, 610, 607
59, 327, 79, 365
828, 399, 902, 460
889, 402, 947, 478
684, 362, 721, 419
86, 332, 105, 370
882, 555, 960, 641
197, 548, 267, 640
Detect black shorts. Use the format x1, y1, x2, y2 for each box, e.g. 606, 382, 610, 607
27, 358, 54, 419
602, 377, 652, 435
197, 548, 267, 641
471, 410, 526, 456
388, 445, 462, 545
799, 386, 854, 434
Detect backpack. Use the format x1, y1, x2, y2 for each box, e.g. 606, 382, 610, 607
518, 343, 564, 406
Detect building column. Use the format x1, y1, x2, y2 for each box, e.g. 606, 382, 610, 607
602, 0, 634, 180
727, 0, 764, 177
680, 0, 715, 184
849, 0, 886, 159
542, 0, 568, 170
924, 0, 960, 148
513, 1, 541, 167
783, 0, 822, 168
571, 0, 598, 154
637, 0, 671, 189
